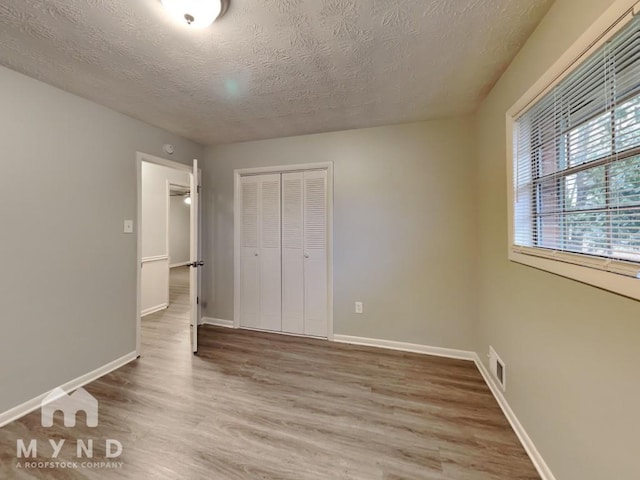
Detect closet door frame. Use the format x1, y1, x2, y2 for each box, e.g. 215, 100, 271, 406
233, 162, 334, 340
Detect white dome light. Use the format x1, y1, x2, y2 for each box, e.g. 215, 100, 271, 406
161, 0, 223, 28
184, 196, 192, 205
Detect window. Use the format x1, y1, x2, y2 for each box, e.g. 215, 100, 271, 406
509, 9, 640, 294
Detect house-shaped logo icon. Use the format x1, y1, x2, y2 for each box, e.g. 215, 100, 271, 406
41, 387, 98, 428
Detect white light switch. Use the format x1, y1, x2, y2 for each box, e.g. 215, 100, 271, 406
123, 220, 134, 234
355, 302, 363, 314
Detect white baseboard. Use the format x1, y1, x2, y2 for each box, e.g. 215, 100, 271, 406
332, 334, 476, 361
141, 303, 169, 317
473, 354, 556, 480
170, 262, 190, 268
201, 317, 235, 328
0, 351, 137, 428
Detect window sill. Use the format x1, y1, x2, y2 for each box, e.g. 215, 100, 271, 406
508, 250, 640, 301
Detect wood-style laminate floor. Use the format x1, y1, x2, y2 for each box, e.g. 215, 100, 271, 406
0, 267, 540, 479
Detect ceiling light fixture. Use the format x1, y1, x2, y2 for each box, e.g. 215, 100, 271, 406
161, 0, 229, 28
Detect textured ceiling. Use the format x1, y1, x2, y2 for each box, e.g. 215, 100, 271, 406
0, 0, 553, 145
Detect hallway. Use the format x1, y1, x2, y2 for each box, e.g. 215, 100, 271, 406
141, 266, 191, 359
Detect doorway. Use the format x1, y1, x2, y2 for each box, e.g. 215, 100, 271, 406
136, 152, 201, 356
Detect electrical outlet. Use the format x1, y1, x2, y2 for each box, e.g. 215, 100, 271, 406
355, 301, 363, 314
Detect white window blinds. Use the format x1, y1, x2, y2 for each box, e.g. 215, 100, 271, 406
513, 14, 640, 277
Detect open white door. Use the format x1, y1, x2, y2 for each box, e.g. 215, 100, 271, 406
189, 159, 201, 354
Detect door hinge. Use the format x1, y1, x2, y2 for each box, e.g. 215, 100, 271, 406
197, 185, 201, 194
197, 296, 199, 305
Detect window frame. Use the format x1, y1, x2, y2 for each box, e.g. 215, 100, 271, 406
506, 0, 640, 301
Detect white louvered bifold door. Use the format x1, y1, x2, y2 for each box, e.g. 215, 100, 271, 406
258, 174, 282, 331
240, 170, 327, 337
281, 172, 305, 334
239, 176, 260, 329
303, 170, 328, 337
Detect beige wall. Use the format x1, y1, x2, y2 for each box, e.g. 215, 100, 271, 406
202, 118, 477, 350
0, 65, 203, 413
475, 1, 640, 479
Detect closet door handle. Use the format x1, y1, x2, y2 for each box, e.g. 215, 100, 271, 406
304, 253, 310, 258
254, 252, 259, 257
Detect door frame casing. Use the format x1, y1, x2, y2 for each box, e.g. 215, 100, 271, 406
136, 152, 195, 356
233, 162, 334, 340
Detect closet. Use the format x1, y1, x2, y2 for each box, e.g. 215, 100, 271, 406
238, 169, 328, 338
